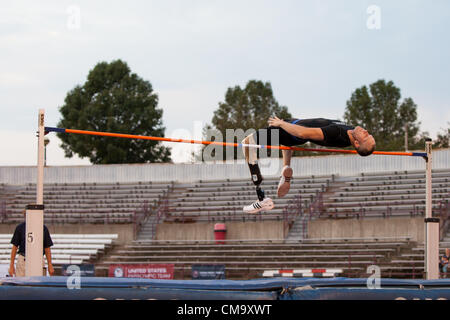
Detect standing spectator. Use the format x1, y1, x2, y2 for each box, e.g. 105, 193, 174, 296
8, 209, 54, 277
440, 248, 450, 278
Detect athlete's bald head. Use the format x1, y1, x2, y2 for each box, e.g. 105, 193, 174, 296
352, 126, 376, 156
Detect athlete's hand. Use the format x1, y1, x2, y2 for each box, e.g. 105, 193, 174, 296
268, 116, 285, 127
48, 263, 55, 276
8, 265, 15, 277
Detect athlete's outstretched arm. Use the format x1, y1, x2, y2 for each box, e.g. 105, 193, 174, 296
268, 116, 324, 141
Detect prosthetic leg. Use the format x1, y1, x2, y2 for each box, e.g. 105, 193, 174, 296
248, 163, 265, 201
242, 134, 274, 214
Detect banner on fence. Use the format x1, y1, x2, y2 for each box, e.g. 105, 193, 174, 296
191, 264, 226, 280
109, 264, 174, 279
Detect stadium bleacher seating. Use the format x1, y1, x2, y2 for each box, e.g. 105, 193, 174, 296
320, 169, 450, 219
0, 182, 172, 224
1, 170, 448, 240
94, 237, 417, 279
0, 233, 118, 274
163, 175, 333, 223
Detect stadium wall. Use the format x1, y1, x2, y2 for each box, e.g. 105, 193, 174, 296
0, 149, 449, 185
156, 218, 424, 242
155, 221, 284, 241
308, 217, 425, 242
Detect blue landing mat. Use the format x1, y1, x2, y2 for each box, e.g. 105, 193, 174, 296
1, 277, 450, 300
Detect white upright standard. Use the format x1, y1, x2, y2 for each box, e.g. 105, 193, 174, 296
424, 139, 440, 280
25, 109, 45, 276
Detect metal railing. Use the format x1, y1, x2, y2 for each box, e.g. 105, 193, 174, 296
149, 198, 170, 240
308, 191, 324, 219
282, 192, 304, 238
439, 196, 450, 240
133, 200, 150, 238
137, 183, 174, 240
0, 200, 6, 224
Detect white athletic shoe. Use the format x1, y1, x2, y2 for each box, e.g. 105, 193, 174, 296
277, 165, 293, 198
243, 198, 275, 214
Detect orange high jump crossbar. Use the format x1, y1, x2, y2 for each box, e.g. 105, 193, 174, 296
44, 126, 428, 157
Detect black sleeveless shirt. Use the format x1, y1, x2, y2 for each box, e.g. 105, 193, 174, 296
288, 118, 354, 148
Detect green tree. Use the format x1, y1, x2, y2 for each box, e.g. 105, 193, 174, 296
344, 79, 423, 151
57, 60, 171, 164
197, 80, 292, 161
434, 123, 450, 149
212, 80, 291, 133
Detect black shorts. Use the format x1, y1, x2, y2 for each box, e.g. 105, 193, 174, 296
254, 127, 308, 147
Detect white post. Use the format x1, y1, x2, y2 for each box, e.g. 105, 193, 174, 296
424, 138, 439, 280
36, 109, 45, 205
25, 204, 44, 276
25, 109, 45, 276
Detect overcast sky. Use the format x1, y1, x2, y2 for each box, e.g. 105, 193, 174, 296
0, 0, 449, 166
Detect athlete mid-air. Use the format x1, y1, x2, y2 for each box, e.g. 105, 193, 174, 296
242, 116, 376, 214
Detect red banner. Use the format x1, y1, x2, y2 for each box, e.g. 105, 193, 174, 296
108, 264, 174, 279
